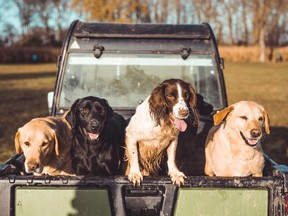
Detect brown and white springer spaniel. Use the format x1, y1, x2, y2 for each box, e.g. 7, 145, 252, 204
125, 78, 198, 186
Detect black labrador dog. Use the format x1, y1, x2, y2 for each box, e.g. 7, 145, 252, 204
65, 96, 127, 176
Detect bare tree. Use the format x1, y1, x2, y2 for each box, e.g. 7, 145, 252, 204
13, 0, 34, 37
191, 0, 219, 23
71, 0, 124, 22
151, 0, 168, 23
71, 0, 152, 23
266, 0, 288, 46
126, 0, 151, 23
168, 0, 192, 24
240, 0, 249, 45
29, 1, 55, 44
174, 0, 182, 24
52, 0, 71, 41
10, 0, 72, 46
249, 0, 288, 62
223, 1, 240, 45
3, 24, 17, 46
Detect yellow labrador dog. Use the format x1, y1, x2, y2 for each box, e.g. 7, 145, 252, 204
14, 116, 74, 176
205, 101, 270, 177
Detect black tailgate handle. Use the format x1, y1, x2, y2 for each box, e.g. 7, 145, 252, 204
181, 48, 191, 60
93, 45, 105, 58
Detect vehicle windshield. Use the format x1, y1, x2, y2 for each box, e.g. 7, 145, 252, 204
59, 52, 222, 110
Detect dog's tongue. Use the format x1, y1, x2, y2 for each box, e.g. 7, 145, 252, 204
87, 132, 99, 140
171, 116, 187, 132
247, 138, 258, 145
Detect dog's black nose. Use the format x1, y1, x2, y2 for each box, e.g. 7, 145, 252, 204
251, 129, 261, 138
90, 120, 100, 130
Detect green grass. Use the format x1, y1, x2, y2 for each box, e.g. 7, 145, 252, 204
0, 62, 287, 164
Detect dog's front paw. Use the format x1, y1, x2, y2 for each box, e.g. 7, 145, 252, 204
169, 171, 186, 186
128, 172, 143, 186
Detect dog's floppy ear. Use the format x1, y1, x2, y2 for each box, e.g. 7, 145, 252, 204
263, 109, 270, 134
149, 82, 169, 125
214, 106, 234, 125
188, 85, 197, 110
188, 85, 199, 126
104, 99, 114, 124
14, 130, 22, 154
53, 130, 59, 156
65, 98, 80, 129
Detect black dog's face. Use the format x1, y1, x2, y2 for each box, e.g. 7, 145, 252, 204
66, 96, 113, 141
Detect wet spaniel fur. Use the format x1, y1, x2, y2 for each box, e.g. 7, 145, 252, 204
125, 78, 198, 186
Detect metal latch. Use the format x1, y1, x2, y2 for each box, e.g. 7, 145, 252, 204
93, 45, 105, 58
181, 48, 191, 60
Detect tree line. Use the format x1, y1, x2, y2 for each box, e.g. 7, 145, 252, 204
0, 0, 287, 62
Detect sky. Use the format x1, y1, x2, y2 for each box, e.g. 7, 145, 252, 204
0, 2, 21, 33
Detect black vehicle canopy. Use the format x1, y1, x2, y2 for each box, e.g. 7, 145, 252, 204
52, 21, 227, 118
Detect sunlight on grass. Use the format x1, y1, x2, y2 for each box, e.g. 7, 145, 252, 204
0, 64, 57, 74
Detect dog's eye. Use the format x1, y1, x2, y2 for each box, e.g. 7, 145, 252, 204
258, 117, 264, 122
97, 107, 105, 115
24, 141, 30, 147
183, 92, 190, 99
240, 116, 248, 120
81, 108, 89, 114
42, 141, 49, 147
166, 95, 175, 101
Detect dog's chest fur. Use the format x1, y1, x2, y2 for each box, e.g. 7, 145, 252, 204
72, 133, 117, 175
136, 120, 179, 175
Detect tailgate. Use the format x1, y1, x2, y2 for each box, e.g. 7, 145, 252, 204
0, 175, 285, 216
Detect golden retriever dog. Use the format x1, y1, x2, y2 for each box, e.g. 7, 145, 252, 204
14, 116, 74, 176
205, 101, 270, 177
125, 79, 198, 186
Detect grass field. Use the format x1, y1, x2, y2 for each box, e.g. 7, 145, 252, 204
0, 62, 287, 164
